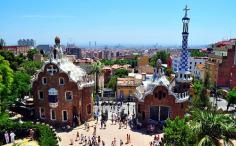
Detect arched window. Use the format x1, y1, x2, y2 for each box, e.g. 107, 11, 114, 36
59, 77, 65, 85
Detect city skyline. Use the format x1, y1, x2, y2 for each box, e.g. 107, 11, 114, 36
1, 0, 236, 46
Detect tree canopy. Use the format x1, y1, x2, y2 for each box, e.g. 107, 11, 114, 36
164, 109, 236, 146
107, 68, 128, 91
190, 50, 207, 57
27, 48, 39, 61
101, 58, 137, 68
12, 71, 31, 100
0, 55, 14, 113
226, 88, 236, 110
149, 51, 169, 67
164, 117, 195, 146
190, 109, 236, 146
0, 50, 43, 113
114, 68, 128, 78
20, 61, 42, 75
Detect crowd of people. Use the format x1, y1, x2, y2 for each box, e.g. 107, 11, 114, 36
4, 128, 35, 145
4, 131, 15, 144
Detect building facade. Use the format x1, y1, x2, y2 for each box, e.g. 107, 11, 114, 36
66, 47, 82, 59
217, 44, 236, 88
1, 46, 30, 56
32, 37, 94, 127
116, 77, 141, 102
135, 6, 192, 125
194, 64, 205, 81
172, 56, 208, 75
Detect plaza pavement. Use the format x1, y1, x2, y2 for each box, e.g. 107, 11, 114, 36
57, 119, 160, 146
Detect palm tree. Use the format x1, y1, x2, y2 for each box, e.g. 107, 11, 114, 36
91, 61, 104, 95
190, 109, 236, 146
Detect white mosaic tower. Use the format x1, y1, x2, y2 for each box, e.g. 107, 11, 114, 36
176, 5, 192, 83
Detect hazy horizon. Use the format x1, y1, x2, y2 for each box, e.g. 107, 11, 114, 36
1, 0, 236, 46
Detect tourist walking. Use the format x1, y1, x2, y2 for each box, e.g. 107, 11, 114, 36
4, 131, 9, 144
10, 131, 15, 143
102, 140, 105, 146
75, 131, 79, 141
93, 126, 97, 135
120, 139, 123, 146
70, 138, 74, 145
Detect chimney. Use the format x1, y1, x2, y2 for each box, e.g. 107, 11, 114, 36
142, 73, 146, 81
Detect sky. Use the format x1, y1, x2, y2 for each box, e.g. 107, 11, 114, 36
0, 0, 236, 46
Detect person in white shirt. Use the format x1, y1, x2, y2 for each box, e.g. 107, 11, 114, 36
10, 131, 15, 143
4, 131, 9, 144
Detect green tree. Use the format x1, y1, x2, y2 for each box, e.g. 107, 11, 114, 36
0, 55, 14, 113
27, 48, 39, 61
164, 116, 195, 146
20, 61, 42, 75
204, 71, 212, 89
190, 109, 236, 146
192, 88, 211, 110
100, 58, 138, 68
193, 80, 203, 95
107, 76, 118, 91
190, 50, 207, 57
114, 68, 128, 77
226, 88, 236, 111
0, 51, 26, 71
12, 71, 31, 100
150, 51, 169, 67
91, 61, 104, 94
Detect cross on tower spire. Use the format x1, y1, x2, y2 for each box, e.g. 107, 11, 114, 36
183, 5, 190, 17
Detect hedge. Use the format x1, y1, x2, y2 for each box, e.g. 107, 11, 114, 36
0, 114, 58, 146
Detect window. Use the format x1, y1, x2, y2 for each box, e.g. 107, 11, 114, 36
38, 91, 44, 100
190, 66, 191, 69
39, 107, 45, 119
50, 109, 56, 120
65, 91, 73, 101
42, 77, 47, 85
87, 104, 92, 115
190, 62, 192, 64
59, 77, 65, 85
47, 65, 58, 75
62, 110, 68, 122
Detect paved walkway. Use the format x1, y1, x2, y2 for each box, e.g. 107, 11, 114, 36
57, 120, 160, 146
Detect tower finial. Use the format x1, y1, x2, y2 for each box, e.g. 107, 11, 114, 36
183, 5, 190, 17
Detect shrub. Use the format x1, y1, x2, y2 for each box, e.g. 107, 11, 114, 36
0, 118, 57, 146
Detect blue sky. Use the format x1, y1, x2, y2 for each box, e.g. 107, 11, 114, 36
0, 0, 236, 46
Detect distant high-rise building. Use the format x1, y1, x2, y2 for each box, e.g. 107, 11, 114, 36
0, 38, 6, 47
66, 46, 82, 59
18, 39, 36, 47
